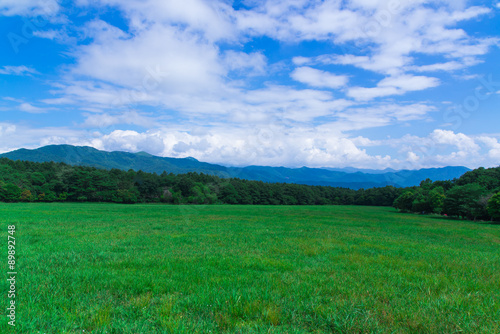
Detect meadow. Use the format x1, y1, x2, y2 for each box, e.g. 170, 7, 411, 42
0, 203, 499, 333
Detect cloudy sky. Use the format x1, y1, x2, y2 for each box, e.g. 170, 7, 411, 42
1, 0, 499, 169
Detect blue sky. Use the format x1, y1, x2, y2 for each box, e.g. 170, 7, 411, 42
0, 0, 499, 169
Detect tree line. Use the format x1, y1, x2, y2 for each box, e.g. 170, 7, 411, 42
0, 158, 403, 206
1, 157, 498, 221
393, 167, 500, 221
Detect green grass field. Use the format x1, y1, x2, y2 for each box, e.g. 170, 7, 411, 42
0, 203, 499, 333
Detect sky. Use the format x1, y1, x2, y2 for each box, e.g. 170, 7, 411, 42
0, 0, 499, 170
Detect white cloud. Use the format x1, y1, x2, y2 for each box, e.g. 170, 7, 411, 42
347, 86, 400, 101
291, 67, 348, 89
348, 75, 439, 100
407, 151, 420, 163
33, 29, 60, 40
449, 6, 491, 21
429, 129, 480, 152
80, 0, 235, 42
2, 120, 500, 170
386, 130, 500, 169
0, 0, 59, 16
92, 130, 166, 156
378, 75, 440, 92
72, 21, 224, 96
18, 103, 48, 113
292, 56, 311, 66
81, 110, 159, 128
331, 103, 436, 131
477, 136, 500, 160
0, 123, 16, 137
0, 122, 80, 154
33, 28, 77, 44
81, 127, 391, 169
409, 61, 466, 72
68, 128, 500, 169
3, 97, 24, 103
260, 2, 496, 78
223, 51, 267, 76
51, 79, 354, 124
0, 66, 38, 76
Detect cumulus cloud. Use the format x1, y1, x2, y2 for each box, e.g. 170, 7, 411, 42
291, 67, 348, 89
0, 122, 80, 154
476, 136, 500, 160
0, 123, 16, 137
223, 51, 267, 76
430, 129, 480, 152
2, 118, 500, 169
81, 127, 391, 169
46, 127, 500, 169
386, 130, 500, 169
292, 56, 311, 66
72, 21, 224, 95
78, 0, 235, 42
93, 130, 166, 155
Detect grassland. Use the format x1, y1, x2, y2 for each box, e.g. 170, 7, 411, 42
0, 203, 499, 333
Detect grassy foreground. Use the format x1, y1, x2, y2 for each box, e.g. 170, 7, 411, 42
0, 203, 499, 333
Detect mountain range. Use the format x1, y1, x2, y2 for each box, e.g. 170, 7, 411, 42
0, 145, 470, 189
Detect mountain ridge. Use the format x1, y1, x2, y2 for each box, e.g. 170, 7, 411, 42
0, 145, 470, 190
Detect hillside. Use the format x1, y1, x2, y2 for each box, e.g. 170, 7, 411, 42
0, 145, 470, 189
1, 145, 231, 177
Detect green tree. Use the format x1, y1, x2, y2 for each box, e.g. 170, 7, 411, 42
29, 172, 46, 186
443, 184, 486, 220
1, 183, 21, 202
411, 193, 432, 213
174, 176, 195, 197
428, 187, 445, 213
393, 191, 414, 212
220, 183, 239, 204
487, 193, 500, 221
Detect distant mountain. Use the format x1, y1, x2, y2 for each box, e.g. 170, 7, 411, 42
0, 145, 470, 189
1, 145, 231, 177
323, 167, 398, 174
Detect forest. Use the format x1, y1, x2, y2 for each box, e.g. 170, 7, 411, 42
393, 167, 500, 221
0, 157, 403, 206
0, 157, 499, 221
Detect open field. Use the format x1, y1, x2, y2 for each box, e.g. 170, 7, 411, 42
0, 203, 499, 333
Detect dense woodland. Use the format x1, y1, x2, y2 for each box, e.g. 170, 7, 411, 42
393, 167, 500, 221
0, 157, 499, 221
0, 157, 403, 206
